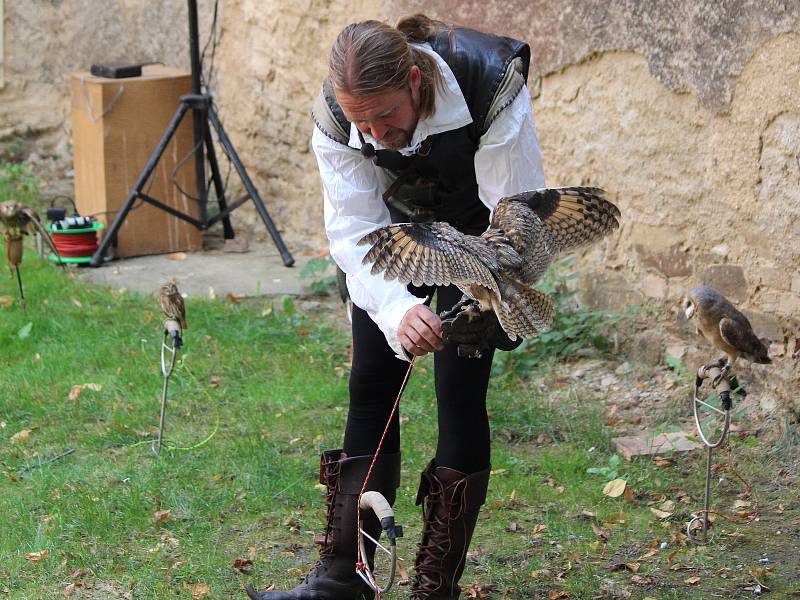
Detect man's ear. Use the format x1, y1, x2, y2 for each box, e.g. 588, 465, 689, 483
408, 65, 422, 94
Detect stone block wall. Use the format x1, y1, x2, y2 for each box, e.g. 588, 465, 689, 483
210, 0, 383, 244
383, 1, 800, 415
0, 1, 215, 152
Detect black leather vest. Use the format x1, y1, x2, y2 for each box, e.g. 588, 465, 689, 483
332, 28, 530, 235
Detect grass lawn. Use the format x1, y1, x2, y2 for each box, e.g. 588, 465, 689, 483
1, 254, 798, 599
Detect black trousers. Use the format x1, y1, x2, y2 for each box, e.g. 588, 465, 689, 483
343, 285, 494, 474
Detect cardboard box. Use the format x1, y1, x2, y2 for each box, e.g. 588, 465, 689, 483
71, 65, 202, 258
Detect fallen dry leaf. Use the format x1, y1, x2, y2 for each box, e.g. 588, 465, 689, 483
167, 252, 187, 261
25, 550, 48, 563
233, 557, 253, 574
626, 563, 640, 573
603, 478, 627, 498
684, 576, 701, 585
652, 456, 673, 467
70, 568, 88, 579
71, 297, 83, 308
397, 561, 410, 585
191, 583, 209, 599
0, 296, 14, 307
10, 429, 31, 444
548, 591, 570, 599
69, 383, 102, 401
638, 548, 658, 561
630, 575, 654, 585
153, 509, 171, 524
226, 292, 241, 303
650, 507, 672, 519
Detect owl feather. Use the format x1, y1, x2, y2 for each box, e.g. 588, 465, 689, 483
358, 187, 620, 340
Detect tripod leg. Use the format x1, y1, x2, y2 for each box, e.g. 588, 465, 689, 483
192, 108, 209, 225
90, 102, 191, 267
208, 105, 294, 267
204, 127, 235, 239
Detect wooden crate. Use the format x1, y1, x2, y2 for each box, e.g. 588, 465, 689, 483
71, 65, 202, 258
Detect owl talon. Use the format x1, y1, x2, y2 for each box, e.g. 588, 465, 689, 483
439, 296, 476, 320
712, 363, 731, 388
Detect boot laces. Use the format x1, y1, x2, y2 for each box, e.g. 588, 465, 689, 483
303, 460, 341, 580
412, 479, 468, 595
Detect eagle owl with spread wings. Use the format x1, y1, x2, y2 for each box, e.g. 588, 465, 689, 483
358, 187, 620, 340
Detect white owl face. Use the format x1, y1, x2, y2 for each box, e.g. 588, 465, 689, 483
682, 296, 696, 320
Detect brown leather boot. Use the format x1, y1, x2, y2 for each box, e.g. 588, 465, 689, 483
246, 449, 400, 600
410, 461, 490, 600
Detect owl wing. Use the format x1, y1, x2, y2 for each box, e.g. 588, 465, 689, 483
20, 206, 62, 264
719, 317, 760, 355
358, 222, 501, 297
173, 294, 187, 330
495, 286, 555, 339
504, 187, 620, 253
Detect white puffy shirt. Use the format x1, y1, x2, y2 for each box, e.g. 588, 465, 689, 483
312, 44, 546, 360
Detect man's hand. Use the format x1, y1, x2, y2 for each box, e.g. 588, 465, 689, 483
399, 304, 444, 356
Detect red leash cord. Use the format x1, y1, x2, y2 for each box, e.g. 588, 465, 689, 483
355, 356, 417, 597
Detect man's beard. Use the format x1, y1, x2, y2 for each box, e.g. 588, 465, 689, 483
380, 127, 414, 150
380, 95, 419, 150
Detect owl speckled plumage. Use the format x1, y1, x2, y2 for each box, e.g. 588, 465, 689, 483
683, 285, 770, 367
159, 280, 187, 330
358, 187, 621, 340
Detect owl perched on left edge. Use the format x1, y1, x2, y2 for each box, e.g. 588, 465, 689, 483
358, 187, 621, 340
159, 280, 187, 330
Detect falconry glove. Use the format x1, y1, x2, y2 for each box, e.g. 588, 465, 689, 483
441, 308, 523, 358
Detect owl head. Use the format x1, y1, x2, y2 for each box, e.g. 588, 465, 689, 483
160, 279, 179, 296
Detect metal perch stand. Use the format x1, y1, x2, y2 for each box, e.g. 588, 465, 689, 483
687, 363, 733, 543
5, 234, 25, 308
154, 319, 182, 455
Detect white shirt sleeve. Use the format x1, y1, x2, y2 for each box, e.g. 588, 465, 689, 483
474, 85, 546, 212
312, 127, 423, 360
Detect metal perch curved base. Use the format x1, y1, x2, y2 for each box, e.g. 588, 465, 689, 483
357, 491, 404, 596
153, 319, 182, 456
687, 363, 732, 543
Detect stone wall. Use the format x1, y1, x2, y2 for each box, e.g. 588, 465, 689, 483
0, 0, 215, 152
2, 1, 798, 416
381, 1, 800, 417
210, 0, 383, 243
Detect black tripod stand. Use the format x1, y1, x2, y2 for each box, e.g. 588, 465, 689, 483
89, 0, 294, 267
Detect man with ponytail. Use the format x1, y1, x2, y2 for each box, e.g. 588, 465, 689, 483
247, 14, 545, 600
